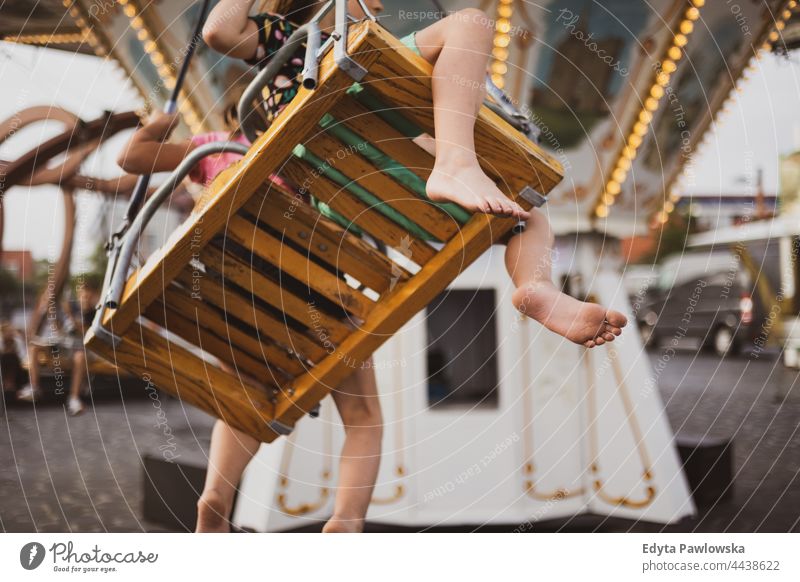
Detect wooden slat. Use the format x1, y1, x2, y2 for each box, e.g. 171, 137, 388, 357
273, 213, 519, 425
303, 131, 458, 241
84, 323, 286, 443
175, 266, 329, 363
244, 189, 408, 293
144, 298, 287, 386
331, 96, 435, 184
282, 158, 437, 265
201, 244, 351, 344
94, 21, 379, 339
225, 214, 375, 320
161, 284, 305, 377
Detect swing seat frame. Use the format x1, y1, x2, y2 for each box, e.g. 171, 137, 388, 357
85, 17, 564, 443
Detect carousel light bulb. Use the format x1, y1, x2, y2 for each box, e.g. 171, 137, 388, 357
686, 7, 700, 20
633, 122, 647, 137
607, 181, 621, 195
674, 33, 688, 47
645, 97, 659, 112
602, 193, 615, 205
492, 47, 508, 60
596, 205, 609, 218
680, 20, 694, 35
613, 168, 627, 183
639, 110, 653, 124
668, 46, 682, 61
491, 62, 507, 75
691, 0, 705, 7
650, 84, 664, 99
618, 156, 632, 170
662, 59, 677, 74
628, 134, 642, 148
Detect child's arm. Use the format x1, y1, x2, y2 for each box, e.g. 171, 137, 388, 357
116, 112, 195, 175
203, 0, 260, 59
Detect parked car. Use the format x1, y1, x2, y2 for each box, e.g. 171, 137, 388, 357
636, 245, 778, 356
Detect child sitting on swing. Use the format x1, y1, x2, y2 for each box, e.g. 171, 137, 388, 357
117, 93, 384, 534
203, 0, 628, 347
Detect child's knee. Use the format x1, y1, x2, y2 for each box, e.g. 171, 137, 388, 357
340, 397, 383, 432
526, 208, 554, 245
451, 8, 494, 36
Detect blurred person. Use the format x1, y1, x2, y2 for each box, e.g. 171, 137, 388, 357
18, 279, 101, 416
1, 321, 27, 398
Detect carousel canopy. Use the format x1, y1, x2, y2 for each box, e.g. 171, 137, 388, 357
2, 0, 797, 236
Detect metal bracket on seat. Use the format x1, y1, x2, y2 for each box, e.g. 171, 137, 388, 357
334, 0, 368, 81
88, 305, 121, 348
518, 185, 547, 208
267, 419, 294, 436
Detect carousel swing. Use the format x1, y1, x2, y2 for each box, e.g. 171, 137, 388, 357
85, 0, 565, 443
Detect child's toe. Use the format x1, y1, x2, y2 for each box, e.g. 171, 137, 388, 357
606, 310, 628, 328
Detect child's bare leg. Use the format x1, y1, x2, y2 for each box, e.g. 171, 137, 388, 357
413, 9, 529, 220
323, 360, 383, 533
196, 419, 260, 532
506, 209, 627, 347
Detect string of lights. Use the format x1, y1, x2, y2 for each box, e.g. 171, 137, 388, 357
650, 0, 798, 228
592, 0, 704, 222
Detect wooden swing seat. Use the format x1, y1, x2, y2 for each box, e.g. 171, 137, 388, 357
84, 20, 564, 443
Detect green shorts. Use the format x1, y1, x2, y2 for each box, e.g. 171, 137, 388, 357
399, 31, 422, 57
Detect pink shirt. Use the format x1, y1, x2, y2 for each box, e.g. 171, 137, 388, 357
187, 131, 295, 193
188, 131, 250, 186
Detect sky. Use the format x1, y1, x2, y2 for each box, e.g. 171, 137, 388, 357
1, 41, 799, 265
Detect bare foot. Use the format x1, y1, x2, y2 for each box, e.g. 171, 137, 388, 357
195, 489, 231, 533
322, 516, 363, 533
513, 282, 627, 348
426, 153, 530, 220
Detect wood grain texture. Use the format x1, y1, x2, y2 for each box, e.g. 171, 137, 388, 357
84, 323, 284, 443
303, 131, 458, 241
243, 189, 408, 293
225, 214, 375, 320
174, 266, 329, 364
95, 22, 378, 338
145, 298, 286, 386
282, 158, 437, 265
201, 244, 351, 344
159, 283, 305, 378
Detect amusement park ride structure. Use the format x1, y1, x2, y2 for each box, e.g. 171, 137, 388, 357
1, 0, 798, 529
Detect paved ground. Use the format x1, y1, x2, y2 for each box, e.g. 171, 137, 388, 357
1, 348, 798, 533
